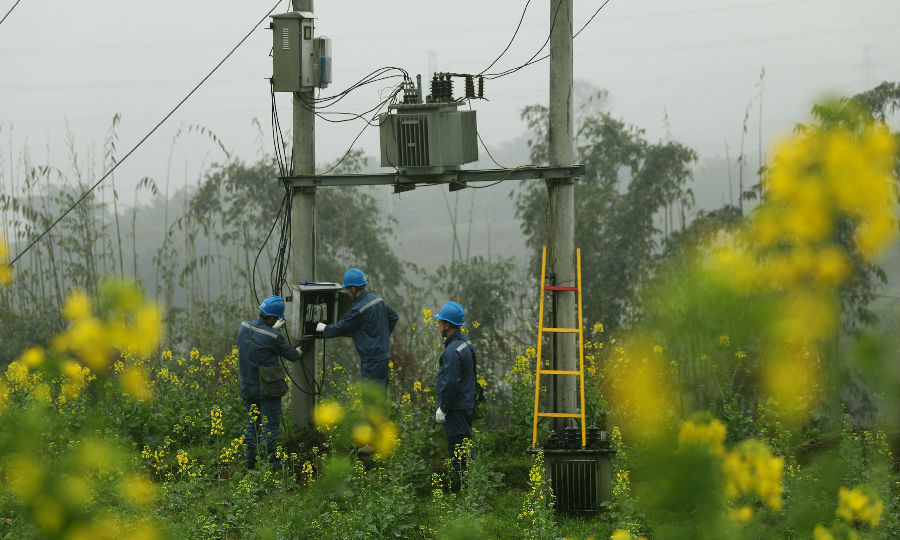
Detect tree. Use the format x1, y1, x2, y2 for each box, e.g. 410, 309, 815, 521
516, 95, 697, 332
170, 149, 407, 353
435, 255, 522, 353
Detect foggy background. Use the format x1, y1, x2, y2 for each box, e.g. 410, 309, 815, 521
2, 0, 898, 276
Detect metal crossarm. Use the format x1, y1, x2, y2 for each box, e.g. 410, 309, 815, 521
531, 246, 587, 448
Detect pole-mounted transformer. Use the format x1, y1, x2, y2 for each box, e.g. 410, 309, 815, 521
378, 73, 485, 175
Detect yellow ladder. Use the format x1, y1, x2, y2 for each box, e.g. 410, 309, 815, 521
531, 246, 587, 448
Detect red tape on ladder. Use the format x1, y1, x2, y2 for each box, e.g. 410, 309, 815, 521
544, 285, 578, 291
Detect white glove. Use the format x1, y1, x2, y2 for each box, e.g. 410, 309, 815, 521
435, 407, 446, 423
273, 319, 286, 330
316, 322, 326, 332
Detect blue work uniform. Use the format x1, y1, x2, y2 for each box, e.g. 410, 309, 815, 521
323, 290, 399, 386
436, 329, 476, 476
237, 317, 299, 466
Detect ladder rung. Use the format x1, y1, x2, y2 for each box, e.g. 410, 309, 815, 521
544, 285, 578, 291
538, 369, 581, 375
542, 327, 579, 333
536, 412, 582, 418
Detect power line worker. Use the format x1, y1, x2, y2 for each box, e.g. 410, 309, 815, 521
238, 295, 299, 470
434, 301, 476, 491
316, 268, 399, 387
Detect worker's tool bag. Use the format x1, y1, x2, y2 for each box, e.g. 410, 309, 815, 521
249, 330, 288, 399
258, 363, 288, 399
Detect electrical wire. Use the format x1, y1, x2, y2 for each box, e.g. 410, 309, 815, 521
251, 192, 288, 306
315, 81, 405, 177
477, 0, 532, 76
270, 190, 291, 297
8, 0, 284, 267
0, 0, 23, 27
271, 82, 289, 177
482, 0, 565, 80
312, 68, 407, 109
574, 0, 612, 38
483, 0, 613, 81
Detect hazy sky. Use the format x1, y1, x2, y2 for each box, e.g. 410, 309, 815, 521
1, 0, 898, 204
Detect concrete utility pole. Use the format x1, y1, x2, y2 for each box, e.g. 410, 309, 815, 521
290, 0, 317, 428
548, 0, 577, 431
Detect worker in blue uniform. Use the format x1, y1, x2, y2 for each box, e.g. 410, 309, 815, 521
434, 301, 476, 490
237, 295, 300, 469
316, 268, 399, 387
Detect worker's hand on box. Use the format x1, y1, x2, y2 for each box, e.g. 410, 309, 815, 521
435, 407, 446, 423
273, 318, 286, 330
315, 322, 326, 332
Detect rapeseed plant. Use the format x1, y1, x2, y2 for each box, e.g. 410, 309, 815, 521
677, 417, 727, 455
518, 452, 557, 540
836, 485, 884, 527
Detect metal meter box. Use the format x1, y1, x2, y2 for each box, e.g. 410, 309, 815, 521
287, 282, 351, 339
271, 12, 318, 92
379, 102, 478, 174
316, 37, 332, 89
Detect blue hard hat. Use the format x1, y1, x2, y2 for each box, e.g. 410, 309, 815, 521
436, 301, 465, 326
342, 268, 367, 288
259, 295, 285, 318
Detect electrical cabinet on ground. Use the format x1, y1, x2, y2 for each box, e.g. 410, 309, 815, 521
271, 12, 332, 91
379, 102, 478, 174
287, 282, 350, 339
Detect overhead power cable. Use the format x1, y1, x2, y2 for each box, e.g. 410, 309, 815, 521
477, 0, 532, 76
484, 0, 613, 81
314, 81, 405, 176
9, 0, 283, 267
0, 0, 24, 27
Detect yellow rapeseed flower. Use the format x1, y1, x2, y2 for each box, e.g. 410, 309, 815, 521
730, 505, 754, 523
374, 421, 399, 456
120, 367, 152, 402
313, 400, 343, 429
836, 486, 883, 527
0, 235, 12, 285
5, 360, 30, 388
210, 406, 224, 436
353, 423, 374, 446
813, 524, 835, 540
63, 290, 92, 321
723, 439, 784, 511
0, 262, 11, 285
677, 418, 726, 455
20, 346, 45, 368
119, 473, 156, 505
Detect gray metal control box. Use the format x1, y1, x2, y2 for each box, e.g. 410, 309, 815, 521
287, 282, 351, 339
379, 102, 478, 174
271, 12, 331, 91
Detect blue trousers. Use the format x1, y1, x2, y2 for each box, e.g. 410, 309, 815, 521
361, 358, 389, 387
444, 408, 473, 475
242, 396, 282, 464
